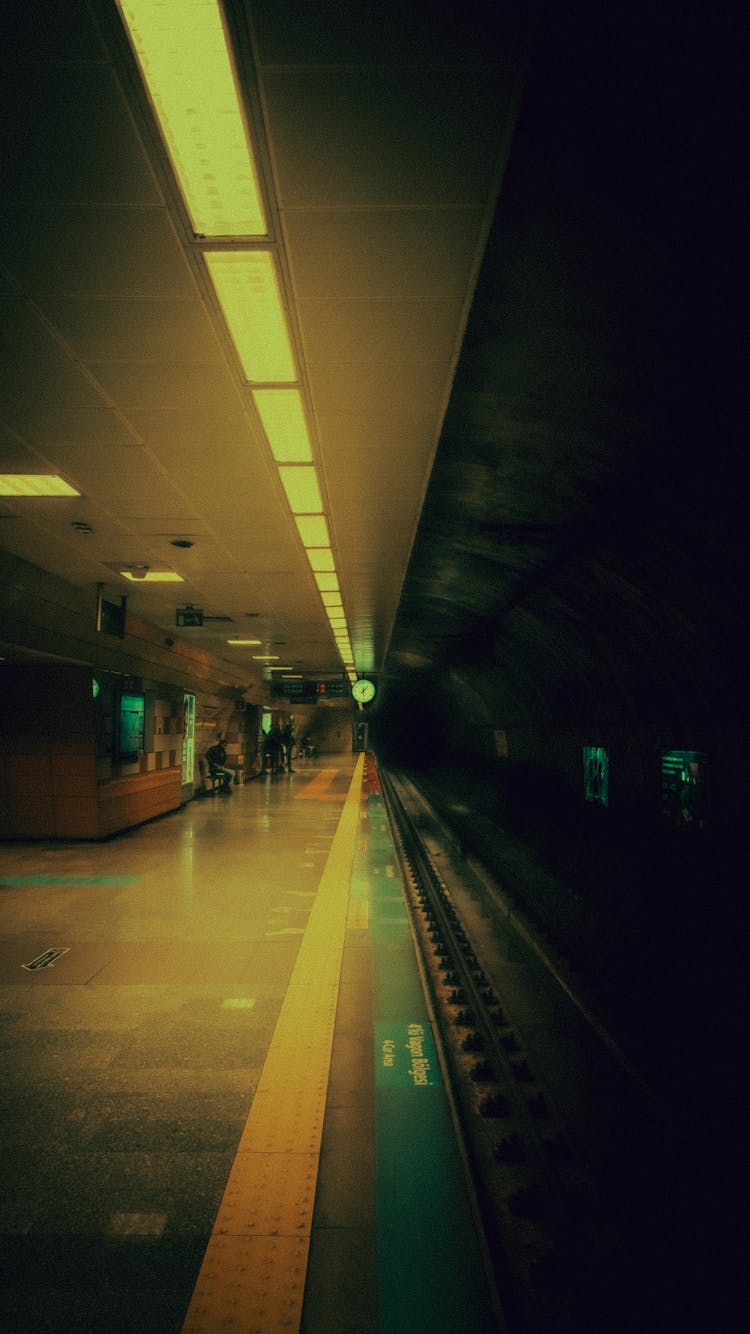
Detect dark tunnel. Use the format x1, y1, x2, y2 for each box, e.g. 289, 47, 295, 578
372, 4, 745, 1227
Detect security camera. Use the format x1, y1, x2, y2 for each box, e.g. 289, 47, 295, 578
129, 565, 150, 580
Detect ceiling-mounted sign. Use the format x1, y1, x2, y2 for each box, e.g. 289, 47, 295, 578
176, 607, 204, 627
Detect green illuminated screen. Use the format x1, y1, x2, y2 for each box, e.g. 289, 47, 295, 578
118, 693, 145, 762
660, 750, 707, 827
583, 745, 609, 806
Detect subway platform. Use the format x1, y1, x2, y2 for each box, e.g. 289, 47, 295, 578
0, 754, 498, 1334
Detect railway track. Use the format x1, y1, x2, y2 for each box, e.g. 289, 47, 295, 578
379, 767, 655, 1334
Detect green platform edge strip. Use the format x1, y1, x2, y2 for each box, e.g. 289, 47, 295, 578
353, 782, 497, 1334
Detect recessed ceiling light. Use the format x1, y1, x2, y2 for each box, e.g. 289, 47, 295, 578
227, 639, 262, 646
117, 0, 266, 236
0, 475, 80, 496
253, 388, 312, 462
314, 572, 339, 593
205, 251, 295, 381
295, 516, 330, 547
252, 654, 279, 660
120, 569, 184, 582
278, 466, 323, 514
306, 548, 336, 573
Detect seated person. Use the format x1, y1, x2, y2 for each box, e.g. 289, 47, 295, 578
204, 735, 234, 792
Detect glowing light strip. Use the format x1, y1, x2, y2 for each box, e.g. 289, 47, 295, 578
294, 516, 329, 546
118, 0, 266, 236
120, 570, 184, 582
306, 548, 335, 573
206, 252, 296, 382
314, 572, 339, 593
278, 466, 323, 515
253, 388, 312, 462
0, 475, 80, 496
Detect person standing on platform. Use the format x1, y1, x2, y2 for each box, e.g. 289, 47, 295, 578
281, 719, 295, 773
204, 735, 234, 793
262, 722, 284, 776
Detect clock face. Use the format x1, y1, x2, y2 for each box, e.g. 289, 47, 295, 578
351, 678, 376, 704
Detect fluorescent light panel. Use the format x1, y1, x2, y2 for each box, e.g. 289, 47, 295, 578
227, 638, 261, 645
253, 388, 312, 462
321, 592, 343, 609
295, 515, 329, 547
314, 572, 339, 593
118, 0, 266, 236
279, 466, 323, 514
206, 251, 296, 382
120, 570, 184, 582
306, 548, 335, 573
0, 475, 80, 496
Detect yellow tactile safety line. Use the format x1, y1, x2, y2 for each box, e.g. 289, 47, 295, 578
182, 754, 365, 1334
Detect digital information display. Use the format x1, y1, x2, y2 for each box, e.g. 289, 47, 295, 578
270, 677, 347, 700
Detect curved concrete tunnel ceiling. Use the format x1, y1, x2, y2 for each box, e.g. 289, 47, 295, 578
385, 6, 742, 726
0, 0, 529, 686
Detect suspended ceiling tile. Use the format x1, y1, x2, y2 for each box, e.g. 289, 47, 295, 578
322, 433, 435, 475
41, 299, 223, 363
0, 0, 107, 60
120, 518, 216, 537
0, 296, 78, 359
180, 474, 286, 520
263, 68, 509, 210
87, 361, 242, 412
145, 443, 266, 478
1, 68, 161, 207
282, 209, 486, 302
92, 491, 195, 523
309, 361, 451, 415
0, 208, 195, 299
125, 410, 256, 455
11, 409, 140, 450
250, 0, 514, 65
0, 357, 106, 413
297, 297, 466, 365
41, 441, 153, 482
314, 408, 436, 456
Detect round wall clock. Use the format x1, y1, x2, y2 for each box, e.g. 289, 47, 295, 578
351, 678, 376, 704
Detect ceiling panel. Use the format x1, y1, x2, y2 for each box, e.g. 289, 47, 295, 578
0, 1, 106, 61
312, 409, 436, 457
0, 68, 162, 206
249, 0, 522, 67
310, 361, 452, 415
86, 361, 242, 412
281, 210, 486, 302
261, 68, 508, 209
125, 410, 256, 456
298, 297, 466, 365
23, 409, 141, 451
0, 208, 195, 299
40, 298, 223, 363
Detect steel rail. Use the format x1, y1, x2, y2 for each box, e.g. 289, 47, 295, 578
380, 766, 612, 1334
